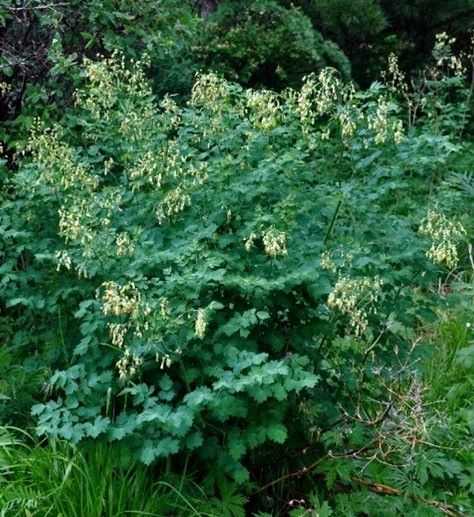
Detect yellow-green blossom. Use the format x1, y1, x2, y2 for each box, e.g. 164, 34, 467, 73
262, 227, 288, 258
328, 276, 383, 336
116, 232, 134, 257
156, 186, 191, 224
419, 210, 466, 269
195, 308, 207, 339
101, 281, 142, 318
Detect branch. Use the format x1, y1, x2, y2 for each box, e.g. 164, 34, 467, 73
352, 477, 463, 516
252, 454, 329, 495
6, 2, 69, 11
253, 443, 376, 495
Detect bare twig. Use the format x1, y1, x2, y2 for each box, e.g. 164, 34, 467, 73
352, 477, 463, 516
6, 2, 69, 12
252, 455, 328, 495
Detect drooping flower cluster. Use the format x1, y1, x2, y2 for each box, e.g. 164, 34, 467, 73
328, 276, 383, 336
195, 308, 208, 339
76, 51, 152, 122
100, 281, 153, 380
160, 94, 182, 129
244, 232, 258, 252
262, 227, 288, 258
0, 81, 9, 96
338, 108, 358, 141
320, 250, 337, 274
115, 232, 135, 257
129, 150, 164, 191
116, 350, 143, 381
432, 33, 467, 78
367, 97, 404, 145
320, 249, 353, 274
28, 123, 98, 192
155, 352, 172, 370
156, 186, 191, 224
191, 72, 231, 112
296, 69, 348, 130
101, 281, 143, 318
55, 250, 72, 272
243, 228, 288, 258
419, 209, 466, 269
57, 190, 122, 260
384, 53, 408, 94
245, 89, 281, 131
108, 322, 128, 348
58, 202, 95, 246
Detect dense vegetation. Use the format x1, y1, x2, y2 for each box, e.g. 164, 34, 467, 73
1, 1, 474, 516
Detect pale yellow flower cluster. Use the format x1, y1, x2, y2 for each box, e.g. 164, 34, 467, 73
108, 322, 129, 348
245, 89, 281, 131
100, 281, 153, 380
115, 232, 135, 257
195, 308, 207, 339
129, 138, 207, 209
156, 186, 191, 224
164, 140, 186, 176
80, 59, 117, 117
78, 52, 152, 120
295, 68, 406, 147
419, 210, 466, 269
0, 81, 10, 95
244, 232, 258, 252
191, 72, 231, 111
58, 202, 95, 246
55, 250, 72, 272
116, 350, 143, 381
320, 250, 337, 273
155, 352, 172, 370
244, 228, 288, 258
29, 124, 98, 192
320, 249, 353, 274
101, 281, 143, 318
160, 95, 182, 129
74, 52, 158, 147
58, 190, 120, 254
369, 98, 390, 144
160, 297, 170, 317
338, 109, 357, 141
393, 120, 404, 144
118, 106, 157, 143
128, 143, 206, 227
328, 276, 383, 336
297, 69, 345, 131
384, 53, 408, 95
367, 98, 404, 145
188, 162, 209, 187
295, 74, 321, 131
433, 33, 467, 77
129, 146, 173, 192
262, 227, 288, 258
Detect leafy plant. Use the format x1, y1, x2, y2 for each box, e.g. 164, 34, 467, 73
2, 27, 474, 516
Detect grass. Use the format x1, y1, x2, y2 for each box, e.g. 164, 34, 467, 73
0, 428, 206, 517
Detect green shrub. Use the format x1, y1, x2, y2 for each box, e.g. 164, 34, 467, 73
196, 0, 351, 88
2, 34, 474, 514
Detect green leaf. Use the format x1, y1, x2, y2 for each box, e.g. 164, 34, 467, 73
266, 423, 287, 444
